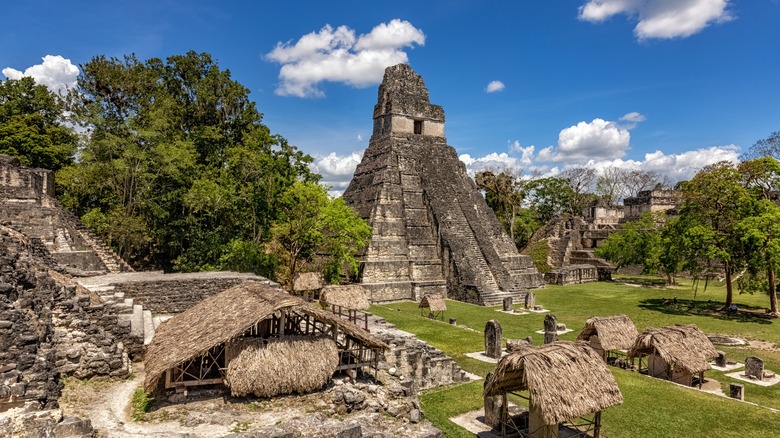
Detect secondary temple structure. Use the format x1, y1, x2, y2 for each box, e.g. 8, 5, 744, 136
343, 64, 543, 306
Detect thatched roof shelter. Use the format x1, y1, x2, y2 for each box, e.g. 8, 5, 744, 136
627, 324, 717, 375
576, 314, 638, 351
319, 285, 370, 310
144, 280, 387, 392
293, 272, 323, 291
484, 341, 623, 425
224, 336, 338, 398
419, 294, 446, 312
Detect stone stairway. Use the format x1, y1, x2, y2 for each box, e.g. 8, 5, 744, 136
54, 200, 134, 273
443, 201, 525, 306
80, 283, 159, 355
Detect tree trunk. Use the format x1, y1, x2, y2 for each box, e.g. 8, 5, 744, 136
724, 261, 733, 308
769, 267, 778, 316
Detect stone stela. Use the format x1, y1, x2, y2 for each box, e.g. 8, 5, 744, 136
544, 314, 558, 344
343, 64, 543, 306
484, 320, 503, 359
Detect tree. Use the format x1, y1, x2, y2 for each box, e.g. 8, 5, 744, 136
742, 131, 780, 160
270, 182, 371, 287
679, 161, 755, 307
0, 77, 77, 171
595, 166, 627, 204
58, 52, 316, 273
475, 169, 523, 241
560, 167, 597, 215
735, 200, 780, 316
524, 177, 574, 223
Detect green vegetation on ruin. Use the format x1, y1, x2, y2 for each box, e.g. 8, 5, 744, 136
370, 280, 780, 437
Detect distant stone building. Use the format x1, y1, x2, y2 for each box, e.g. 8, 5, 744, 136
623, 189, 681, 220
343, 64, 543, 306
0, 154, 131, 273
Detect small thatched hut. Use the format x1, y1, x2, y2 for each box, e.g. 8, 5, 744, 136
419, 294, 446, 320
292, 272, 323, 299
576, 315, 638, 364
627, 324, 717, 387
484, 341, 623, 438
144, 280, 387, 396
319, 284, 371, 329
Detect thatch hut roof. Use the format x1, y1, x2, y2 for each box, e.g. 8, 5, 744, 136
319, 285, 370, 310
627, 324, 717, 374
224, 336, 338, 398
293, 272, 323, 291
576, 314, 638, 351
144, 280, 387, 392
484, 341, 623, 425
419, 294, 446, 312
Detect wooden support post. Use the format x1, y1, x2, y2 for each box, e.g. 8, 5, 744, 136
594, 411, 602, 438
501, 393, 507, 438
280, 310, 286, 336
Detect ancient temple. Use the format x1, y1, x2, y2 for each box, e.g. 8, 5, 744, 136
343, 64, 543, 306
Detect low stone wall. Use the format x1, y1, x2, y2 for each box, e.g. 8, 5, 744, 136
78, 271, 270, 314
544, 264, 599, 286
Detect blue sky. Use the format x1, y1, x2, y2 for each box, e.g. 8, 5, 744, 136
2, 1, 779, 192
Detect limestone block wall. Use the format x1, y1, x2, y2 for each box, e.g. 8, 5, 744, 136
79, 272, 269, 314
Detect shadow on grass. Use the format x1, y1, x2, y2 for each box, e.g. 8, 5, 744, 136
638, 298, 774, 324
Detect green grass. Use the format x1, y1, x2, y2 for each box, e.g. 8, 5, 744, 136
370, 279, 780, 436
130, 388, 152, 421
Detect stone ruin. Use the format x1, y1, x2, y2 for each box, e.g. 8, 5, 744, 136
484, 320, 503, 359
525, 189, 682, 277
543, 314, 558, 344
745, 356, 765, 381
0, 155, 132, 275
343, 64, 543, 306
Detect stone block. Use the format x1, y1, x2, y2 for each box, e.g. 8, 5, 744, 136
484, 320, 503, 359
730, 383, 744, 400
745, 356, 764, 380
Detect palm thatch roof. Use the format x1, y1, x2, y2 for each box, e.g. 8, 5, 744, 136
576, 315, 638, 351
293, 272, 323, 291
627, 324, 717, 375
144, 280, 387, 392
319, 285, 370, 310
419, 294, 446, 312
484, 341, 623, 425
224, 336, 338, 398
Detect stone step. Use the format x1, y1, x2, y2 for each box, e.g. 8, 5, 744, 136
130, 304, 144, 338
123, 298, 134, 308
153, 315, 172, 329
88, 285, 115, 293
113, 292, 125, 300
143, 310, 155, 346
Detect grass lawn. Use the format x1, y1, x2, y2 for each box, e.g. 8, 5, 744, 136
369, 279, 780, 436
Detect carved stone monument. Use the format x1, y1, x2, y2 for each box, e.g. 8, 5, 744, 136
524, 292, 535, 310
502, 297, 513, 312
544, 314, 558, 344
343, 64, 543, 306
483, 371, 503, 428
715, 351, 727, 368
745, 356, 764, 381
485, 320, 503, 359
730, 383, 744, 401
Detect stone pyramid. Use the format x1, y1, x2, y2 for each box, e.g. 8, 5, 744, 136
343, 64, 543, 306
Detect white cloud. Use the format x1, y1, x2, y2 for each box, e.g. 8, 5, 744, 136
620, 112, 646, 123
310, 151, 364, 195
578, 0, 734, 40
485, 80, 505, 93
458, 152, 529, 177
550, 118, 631, 161
2, 55, 79, 95
357, 134, 363, 142
266, 19, 425, 98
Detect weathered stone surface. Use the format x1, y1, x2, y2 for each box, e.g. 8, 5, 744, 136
483, 372, 503, 428
502, 297, 513, 311
730, 383, 744, 400
484, 320, 503, 359
524, 292, 535, 310
745, 357, 764, 380
716, 351, 727, 367
343, 65, 543, 306
543, 314, 558, 344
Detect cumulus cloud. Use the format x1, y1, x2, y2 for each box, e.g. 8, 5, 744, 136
485, 80, 505, 93
310, 151, 364, 195
459, 152, 530, 177
551, 118, 631, 161
266, 19, 425, 97
578, 0, 734, 40
2, 55, 79, 95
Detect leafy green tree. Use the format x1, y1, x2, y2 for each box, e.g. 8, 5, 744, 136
0, 77, 77, 170
736, 200, 780, 316
270, 182, 371, 287
742, 131, 780, 160
679, 161, 755, 307
475, 170, 524, 241
58, 52, 316, 273
524, 177, 574, 223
